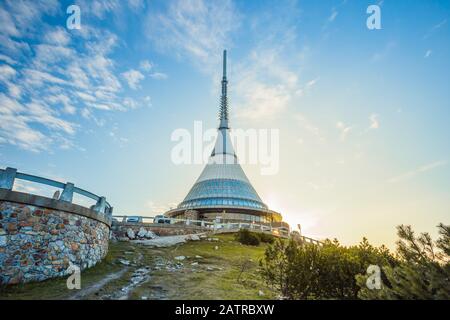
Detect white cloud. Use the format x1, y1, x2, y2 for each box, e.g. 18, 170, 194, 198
369, 114, 379, 129
122, 69, 145, 90
294, 113, 324, 141
371, 41, 396, 62
328, 9, 338, 22
0, 53, 17, 65
0, 1, 139, 152
296, 77, 319, 96
423, 19, 447, 39
0, 64, 16, 82
388, 160, 447, 183
150, 72, 168, 80
336, 121, 352, 141
140, 60, 153, 71
0, 7, 20, 37
145, 0, 240, 72
233, 48, 301, 121
44, 27, 71, 46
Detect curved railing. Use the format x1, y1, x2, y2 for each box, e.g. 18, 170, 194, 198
0, 167, 113, 216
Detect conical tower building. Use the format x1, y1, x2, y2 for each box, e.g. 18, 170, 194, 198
166, 51, 288, 232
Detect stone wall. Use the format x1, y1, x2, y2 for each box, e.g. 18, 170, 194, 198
0, 190, 111, 285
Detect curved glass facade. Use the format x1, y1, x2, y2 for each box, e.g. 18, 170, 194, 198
178, 178, 268, 210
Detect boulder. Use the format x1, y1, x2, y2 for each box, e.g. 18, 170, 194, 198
126, 228, 135, 239
189, 234, 200, 241
137, 227, 147, 238
258, 290, 265, 296
174, 256, 186, 261
145, 230, 157, 239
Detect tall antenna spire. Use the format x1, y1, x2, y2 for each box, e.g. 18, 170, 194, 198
219, 50, 229, 129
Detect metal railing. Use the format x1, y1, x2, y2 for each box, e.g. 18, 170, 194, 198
0, 167, 113, 216
112, 215, 292, 238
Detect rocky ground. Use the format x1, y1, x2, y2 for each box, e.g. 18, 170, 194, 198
0, 233, 276, 300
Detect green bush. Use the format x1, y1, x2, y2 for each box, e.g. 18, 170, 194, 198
258, 232, 275, 244
260, 223, 450, 300
260, 237, 397, 299
236, 229, 260, 246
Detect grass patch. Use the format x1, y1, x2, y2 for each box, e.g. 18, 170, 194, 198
131, 234, 276, 300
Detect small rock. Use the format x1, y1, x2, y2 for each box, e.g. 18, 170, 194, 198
0, 235, 7, 247
258, 290, 265, 296
191, 262, 199, 266
118, 259, 130, 266
141, 296, 148, 300
214, 246, 219, 250
174, 256, 186, 261
212, 238, 219, 242
126, 228, 135, 239
195, 255, 203, 259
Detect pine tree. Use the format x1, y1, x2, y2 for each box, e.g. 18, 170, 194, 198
357, 223, 450, 299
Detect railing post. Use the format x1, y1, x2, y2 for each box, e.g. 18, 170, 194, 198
0, 167, 17, 190
59, 182, 74, 202
93, 196, 106, 214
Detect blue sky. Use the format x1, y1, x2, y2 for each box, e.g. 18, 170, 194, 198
0, 0, 449, 248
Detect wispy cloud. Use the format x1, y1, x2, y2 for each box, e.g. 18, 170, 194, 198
0, 1, 145, 152
294, 113, 324, 142
424, 50, 432, 58
328, 9, 338, 23
423, 19, 447, 39
149, 72, 168, 80
122, 69, 145, 90
144, 0, 240, 73
387, 160, 447, 183
369, 114, 379, 129
336, 121, 352, 141
233, 48, 300, 121
296, 77, 319, 97
371, 41, 396, 62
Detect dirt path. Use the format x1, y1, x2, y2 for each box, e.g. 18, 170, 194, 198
68, 267, 129, 300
